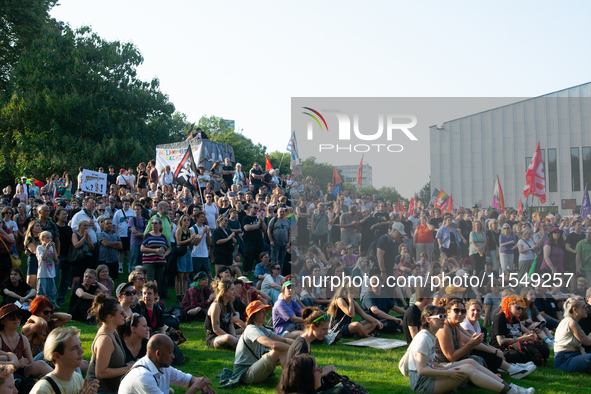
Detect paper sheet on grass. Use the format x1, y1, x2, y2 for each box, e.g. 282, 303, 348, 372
343, 337, 408, 350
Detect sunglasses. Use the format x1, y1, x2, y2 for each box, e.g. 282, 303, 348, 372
313, 314, 330, 323
125, 290, 136, 296
429, 314, 448, 320
42, 309, 54, 316
452, 308, 467, 315
514, 306, 524, 311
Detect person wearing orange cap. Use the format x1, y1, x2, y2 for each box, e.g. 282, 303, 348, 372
219, 300, 293, 388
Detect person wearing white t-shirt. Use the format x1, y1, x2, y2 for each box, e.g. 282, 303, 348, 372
116, 169, 131, 190
203, 193, 219, 228
402, 304, 534, 394
190, 212, 213, 283
113, 198, 135, 274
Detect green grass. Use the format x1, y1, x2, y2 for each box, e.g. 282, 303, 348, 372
28, 260, 591, 394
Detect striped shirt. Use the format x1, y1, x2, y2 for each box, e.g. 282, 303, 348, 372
141, 233, 169, 264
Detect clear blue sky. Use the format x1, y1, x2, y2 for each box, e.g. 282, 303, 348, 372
51, 1, 591, 197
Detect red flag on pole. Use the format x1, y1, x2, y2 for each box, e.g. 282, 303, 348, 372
518, 197, 523, 216
447, 194, 453, 213
397, 199, 402, 213
332, 167, 341, 189
523, 142, 546, 203
409, 197, 415, 214
356, 155, 364, 186
265, 155, 273, 171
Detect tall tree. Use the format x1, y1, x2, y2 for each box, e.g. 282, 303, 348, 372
416, 179, 431, 207
0, 21, 177, 184
0, 0, 57, 98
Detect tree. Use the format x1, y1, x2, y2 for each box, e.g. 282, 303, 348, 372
0, 0, 56, 98
196, 115, 234, 138
0, 21, 177, 185
299, 157, 337, 193
266, 150, 291, 177
416, 179, 431, 207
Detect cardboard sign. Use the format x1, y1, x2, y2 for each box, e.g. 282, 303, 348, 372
80, 169, 107, 195
343, 337, 408, 350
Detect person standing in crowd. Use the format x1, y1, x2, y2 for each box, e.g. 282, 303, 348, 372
54, 207, 72, 305
413, 215, 434, 262
35, 231, 59, 306
310, 203, 329, 248
436, 214, 464, 260
190, 211, 213, 284
119, 334, 215, 394
541, 227, 565, 275
499, 223, 518, 273
203, 193, 219, 230
517, 228, 537, 280
268, 207, 290, 269
486, 218, 501, 274
339, 206, 359, 247
249, 162, 265, 195
97, 218, 122, 280
242, 205, 266, 274
212, 216, 236, 272
160, 165, 174, 188
112, 198, 134, 275
565, 219, 585, 288
469, 220, 487, 273
141, 217, 170, 286
128, 202, 146, 272
575, 228, 591, 283
24, 220, 42, 288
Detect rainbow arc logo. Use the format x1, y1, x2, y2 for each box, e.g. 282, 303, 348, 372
302, 107, 328, 131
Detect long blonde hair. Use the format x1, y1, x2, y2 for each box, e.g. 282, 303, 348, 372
214, 279, 235, 316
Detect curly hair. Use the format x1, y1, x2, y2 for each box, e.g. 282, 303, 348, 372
498, 296, 525, 324
30, 296, 54, 316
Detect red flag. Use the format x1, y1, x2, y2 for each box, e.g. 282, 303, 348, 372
332, 167, 341, 189
447, 194, 453, 213
356, 155, 364, 186
408, 197, 415, 213
523, 142, 546, 203
397, 199, 402, 213
265, 155, 272, 171
518, 197, 523, 216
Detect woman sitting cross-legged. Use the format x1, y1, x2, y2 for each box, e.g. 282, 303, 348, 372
436, 298, 536, 379
402, 304, 535, 394
205, 279, 238, 349
272, 278, 304, 339
327, 282, 381, 339
554, 297, 591, 373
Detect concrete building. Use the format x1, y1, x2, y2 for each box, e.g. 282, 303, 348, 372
430, 82, 591, 215
336, 163, 373, 187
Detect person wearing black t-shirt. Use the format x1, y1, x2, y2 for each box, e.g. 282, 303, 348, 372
249, 162, 265, 195
242, 205, 267, 273
402, 287, 433, 344
221, 158, 234, 186
55, 207, 73, 304
429, 208, 444, 259
533, 284, 562, 330
372, 203, 391, 238
361, 277, 403, 334
69, 269, 108, 323
2, 268, 35, 305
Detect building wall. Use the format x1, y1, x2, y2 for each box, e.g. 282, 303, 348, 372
430, 83, 591, 214
336, 164, 373, 187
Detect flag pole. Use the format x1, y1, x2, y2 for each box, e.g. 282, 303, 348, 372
278, 152, 287, 173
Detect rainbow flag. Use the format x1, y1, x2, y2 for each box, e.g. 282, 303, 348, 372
533, 210, 540, 225
492, 175, 505, 212
285, 213, 298, 231
434, 189, 450, 210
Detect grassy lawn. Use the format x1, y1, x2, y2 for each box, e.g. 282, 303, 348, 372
26, 261, 591, 394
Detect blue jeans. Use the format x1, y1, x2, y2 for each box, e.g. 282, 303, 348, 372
37, 277, 56, 305
266, 288, 281, 304
129, 245, 142, 272
271, 244, 287, 267
57, 256, 71, 302
554, 351, 591, 373
545, 318, 559, 330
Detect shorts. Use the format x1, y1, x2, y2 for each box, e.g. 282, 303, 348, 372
177, 251, 192, 273
409, 370, 436, 394
192, 257, 211, 274
340, 324, 353, 338
27, 255, 38, 276
121, 237, 130, 251
241, 352, 277, 385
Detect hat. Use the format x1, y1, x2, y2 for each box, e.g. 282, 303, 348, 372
246, 300, 272, 319
282, 281, 294, 288
347, 243, 357, 248
549, 227, 563, 235
116, 282, 135, 296
391, 222, 407, 236
193, 271, 208, 282
445, 285, 467, 295
120, 168, 126, 173
0, 304, 31, 322
237, 276, 252, 284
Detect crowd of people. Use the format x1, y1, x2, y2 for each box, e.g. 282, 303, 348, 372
0, 151, 591, 394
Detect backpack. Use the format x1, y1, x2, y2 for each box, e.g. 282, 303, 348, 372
165, 306, 189, 323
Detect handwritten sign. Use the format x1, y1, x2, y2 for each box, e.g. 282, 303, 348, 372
81, 169, 107, 195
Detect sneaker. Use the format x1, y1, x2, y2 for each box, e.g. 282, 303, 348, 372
510, 383, 535, 394
118, 266, 124, 274
509, 363, 536, 380
545, 339, 554, 348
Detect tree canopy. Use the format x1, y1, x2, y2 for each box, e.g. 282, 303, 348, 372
0, 20, 178, 185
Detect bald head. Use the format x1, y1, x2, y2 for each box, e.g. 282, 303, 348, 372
147, 334, 173, 357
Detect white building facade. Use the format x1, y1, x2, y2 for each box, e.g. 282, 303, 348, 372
430, 83, 591, 215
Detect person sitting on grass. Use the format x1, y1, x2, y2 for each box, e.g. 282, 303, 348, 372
402, 304, 535, 394
2, 267, 36, 306
0, 304, 53, 378
205, 279, 237, 349
117, 313, 150, 364
403, 286, 433, 344
277, 354, 346, 394
116, 282, 136, 317
361, 275, 403, 334
519, 287, 555, 347
29, 327, 99, 394
436, 298, 536, 379
69, 269, 109, 325
261, 263, 284, 304
285, 307, 337, 378
490, 296, 550, 366
181, 271, 213, 321
328, 282, 381, 339
553, 297, 591, 373
132, 281, 166, 335
272, 278, 303, 339
22, 296, 72, 360
219, 300, 293, 388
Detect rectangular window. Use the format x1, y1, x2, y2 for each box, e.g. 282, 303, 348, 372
548, 149, 557, 193
583, 147, 591, 190
571, 147, 581, 192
